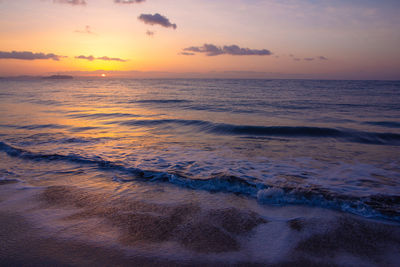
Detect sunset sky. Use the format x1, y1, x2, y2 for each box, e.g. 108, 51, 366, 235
0, 0, 399, 79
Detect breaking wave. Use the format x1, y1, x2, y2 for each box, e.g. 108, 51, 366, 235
1, 141, 399, 221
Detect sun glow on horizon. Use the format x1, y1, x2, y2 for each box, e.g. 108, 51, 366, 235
0, 1, 399, 79
101, 73, 106, 77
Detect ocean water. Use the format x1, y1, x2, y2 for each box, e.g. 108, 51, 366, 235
1, 78, 400, 264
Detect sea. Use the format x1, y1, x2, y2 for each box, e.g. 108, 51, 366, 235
0, 78, 399, 265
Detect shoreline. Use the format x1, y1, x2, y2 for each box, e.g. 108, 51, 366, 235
1, 182, 400, 266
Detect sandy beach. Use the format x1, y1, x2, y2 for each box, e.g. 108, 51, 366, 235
1, 180, 400, 266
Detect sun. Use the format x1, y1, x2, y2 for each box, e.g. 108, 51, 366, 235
101, 73, 106, 77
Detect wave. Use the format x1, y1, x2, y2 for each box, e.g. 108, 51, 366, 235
0, 124, 68, 130
182, 104, 256, 114
119, 119, 400, 145
0, 123, 101, 133
69, 126, 102, 132
134, 99, 193, 104
29, 99, 65, 106
364, 121, 400, 129
1, 141, 399, 221
3, 119, 399, 145
68, 112, 138, 119
121, 119, 210, 127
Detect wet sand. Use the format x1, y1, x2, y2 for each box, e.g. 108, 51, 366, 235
0, 212, 176, 267
1, 182, 400, 266
0, 211, 338, 267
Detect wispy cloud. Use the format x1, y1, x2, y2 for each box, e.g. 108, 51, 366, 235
138, 13, 177, 29
75, 25, 94, 34
0, 51, 64, 61
76, 55, 95, 61
114, 0, 145, 4
75, 55, 127, 62
53, 0, 86, 5
182, 44, 272, 56
146, 30, 155, 36
290, 54, 328, 62
179, 52, 195, 56
97, 56, 127, 62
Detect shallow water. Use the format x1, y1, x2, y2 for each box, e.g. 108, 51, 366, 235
1, 78, 399, 218
0, 78, 400, 265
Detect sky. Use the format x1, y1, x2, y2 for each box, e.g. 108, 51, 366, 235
0, 0, 399, 79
